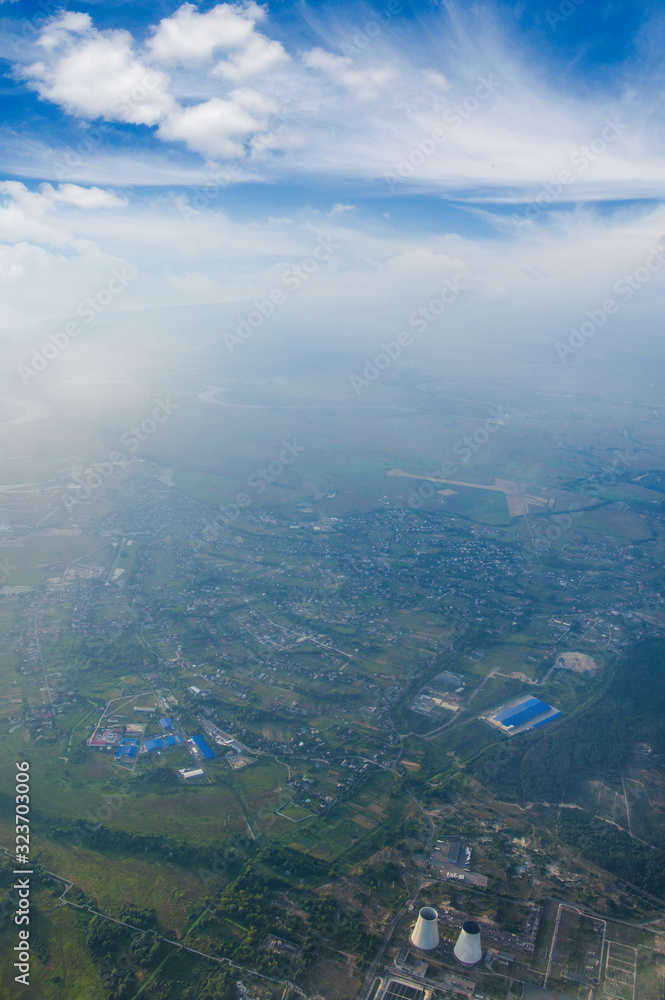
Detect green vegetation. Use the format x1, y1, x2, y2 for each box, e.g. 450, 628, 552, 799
473, 640, 665, 806
557, 811, 665, 899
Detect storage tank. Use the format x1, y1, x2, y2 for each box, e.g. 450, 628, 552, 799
454, 920, 482, 965
410, 906, 439, 951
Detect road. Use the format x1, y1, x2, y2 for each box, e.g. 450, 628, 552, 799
33, 604, 54, 710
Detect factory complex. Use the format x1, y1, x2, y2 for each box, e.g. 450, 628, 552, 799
86, 703, 224, 780
484, 695, 562, 735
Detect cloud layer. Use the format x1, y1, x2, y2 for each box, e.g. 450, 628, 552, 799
2, 1, 664, 376
9, 2, 664, 199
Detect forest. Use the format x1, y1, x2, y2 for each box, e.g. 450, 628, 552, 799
470, 639, 665, 899
472, 639, 665, 804
557, 811, 665, 900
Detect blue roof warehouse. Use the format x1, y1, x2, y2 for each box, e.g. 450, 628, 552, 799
485, 696, 561, 736
191, 734, 215, 760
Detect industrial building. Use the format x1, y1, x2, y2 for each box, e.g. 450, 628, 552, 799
114, 738, 139, 760
436, 840, 463, 865
374, 978, 434, 1000
429, 841, 488, 887
438, 905, 542, 955
485, 695, 561, 735
410, 907, 439, 951
263, 935, 301, 958
454, 921, 483, 966
89, 725, 123, 748
142, 734, 183, 752
191, 734, 215, 759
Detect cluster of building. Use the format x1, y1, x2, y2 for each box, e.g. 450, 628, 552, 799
437, 906, 543, 956
428, 840, 489, 888
143, 733, 183, 752
372, 910, 484, 1000
90, 724, 126, 749
411, 670, 467, 717
382, 902, 544, 999
86, 706, 219, 779
114, 738, 139, 760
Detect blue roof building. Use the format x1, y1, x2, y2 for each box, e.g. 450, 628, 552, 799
144, 737, 165, 751
192, 734, 215, 760
488, 696, 561, 736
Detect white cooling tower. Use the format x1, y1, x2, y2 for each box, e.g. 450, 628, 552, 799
453, 920, 483, 965
410, 906, 440, 951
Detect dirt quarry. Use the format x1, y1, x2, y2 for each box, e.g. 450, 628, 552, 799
556, 651, 599, 673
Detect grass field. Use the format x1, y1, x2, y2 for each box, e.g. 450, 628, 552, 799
0, 885, 105, 1000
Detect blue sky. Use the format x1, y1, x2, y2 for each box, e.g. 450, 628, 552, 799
1, 0, 664, 364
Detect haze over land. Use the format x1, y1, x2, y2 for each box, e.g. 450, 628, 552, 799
1, 3, 665, 1000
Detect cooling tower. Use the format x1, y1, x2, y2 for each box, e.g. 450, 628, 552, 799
453, 920, 482, 965
410, 906, 439, 951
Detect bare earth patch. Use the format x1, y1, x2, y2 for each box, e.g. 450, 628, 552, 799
556, 651, 598, 673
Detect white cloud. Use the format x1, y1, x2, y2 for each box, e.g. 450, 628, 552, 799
327, 204, 355, 217
146, 1, 290, 81
3, 0, 665, 349
302, 48, 396, 101
18, 7, 290, 161
213, 33, 289, 82
423, 69, 449, 91
0, 237, 136, 337
2, 171, 664, 338
23, 19, 174, 126
0, 182, 127, 247
37, 11, 93, 50
13, 4, 665, 199
41, 183, 127, 209
158, 96, 261, 158
2, 4, 665, 376
147, 2, 264, 64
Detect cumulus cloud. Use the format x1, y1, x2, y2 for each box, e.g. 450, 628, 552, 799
22, 16, 174, 126
0, 2, 663, 381
0, 181, 126, 246
145, 1, 289, 80
146, 2, 264, 65
158, 96, 263, 158
213, 32, 289, 82
17, 4, 289, 161
12, 2, 664, 203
